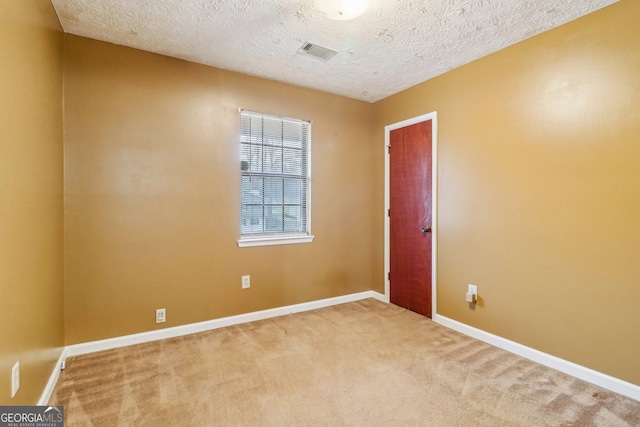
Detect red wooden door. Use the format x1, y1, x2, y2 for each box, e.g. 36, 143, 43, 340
390, 120, 433, 317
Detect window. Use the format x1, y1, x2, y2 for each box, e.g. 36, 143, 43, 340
238, 110, 314, 247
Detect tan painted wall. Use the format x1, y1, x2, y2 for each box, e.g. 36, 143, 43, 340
3, 0, 636, 402
63, 35, 374, 344
0, 0, 64, 404
373, 0, 640, 385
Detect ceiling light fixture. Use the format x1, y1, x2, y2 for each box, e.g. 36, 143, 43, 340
314, 0, 369, 21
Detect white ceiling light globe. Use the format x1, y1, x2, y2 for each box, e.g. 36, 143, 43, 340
314, 0, 370, 21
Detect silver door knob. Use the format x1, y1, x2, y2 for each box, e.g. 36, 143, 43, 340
421, 226, 431, 233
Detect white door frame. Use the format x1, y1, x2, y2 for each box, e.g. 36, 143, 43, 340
384, 111, 438, 316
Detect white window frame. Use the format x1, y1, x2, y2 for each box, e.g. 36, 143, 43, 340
237, 110, 314, 248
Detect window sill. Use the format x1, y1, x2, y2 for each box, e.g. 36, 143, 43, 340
237, 235, 315, 248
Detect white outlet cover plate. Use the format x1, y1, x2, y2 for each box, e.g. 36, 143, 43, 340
242, 275, 250, 289
11, 361, 19, 397
468, 284, 478, 294
156, 308, 166, 323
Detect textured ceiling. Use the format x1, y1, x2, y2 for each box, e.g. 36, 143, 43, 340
51, 0, 618, 102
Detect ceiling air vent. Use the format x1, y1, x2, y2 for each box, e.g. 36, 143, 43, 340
298, 42, 337, 61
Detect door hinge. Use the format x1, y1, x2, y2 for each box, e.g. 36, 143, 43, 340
388, 272, 391, 281
388, 208, 390, 217
387, 145, 391, 153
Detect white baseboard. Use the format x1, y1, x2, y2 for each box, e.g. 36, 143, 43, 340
370, 290, 388, 303
37, 290, 382, 404
38, 349, 67, 405
50, 292, 640, 406
434, 314, 640, 402
66, 290, 384, 357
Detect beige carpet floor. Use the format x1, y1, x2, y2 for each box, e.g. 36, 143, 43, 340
50, 299, 640, 426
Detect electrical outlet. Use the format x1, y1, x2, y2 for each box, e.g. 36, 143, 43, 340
11, 361, 19, 398
156, 308, 166, 324
242, 275, 250, 289
466, 284, 478, 304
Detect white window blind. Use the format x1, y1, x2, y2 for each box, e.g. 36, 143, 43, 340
240, 110, 311, 239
